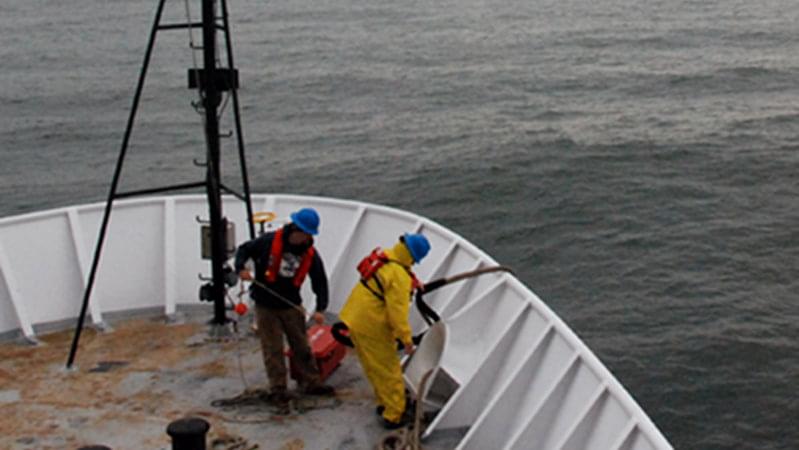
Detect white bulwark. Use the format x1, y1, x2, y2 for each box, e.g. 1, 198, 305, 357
0, 194, 672, 449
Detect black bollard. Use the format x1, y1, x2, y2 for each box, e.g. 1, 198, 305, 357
166, 417, 210, 450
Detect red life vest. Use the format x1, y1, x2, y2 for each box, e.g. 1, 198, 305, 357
265, 227, 316, 288
356, 247, 390, 280
357, 247, 421, 299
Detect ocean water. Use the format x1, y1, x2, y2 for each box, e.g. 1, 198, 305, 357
2, 0, 799, 448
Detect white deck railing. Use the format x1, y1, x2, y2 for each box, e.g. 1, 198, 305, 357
0, 194, 672, 450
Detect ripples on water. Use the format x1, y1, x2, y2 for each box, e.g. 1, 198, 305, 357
2, 0, 799, 448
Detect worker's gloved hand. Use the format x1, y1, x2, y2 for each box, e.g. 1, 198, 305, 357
312, 311, 325, 324
238, 270, 253, 281
403, 343, 415, 356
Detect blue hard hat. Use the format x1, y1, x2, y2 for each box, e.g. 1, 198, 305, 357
403, 233, 431, 263
290, 208, 320, 235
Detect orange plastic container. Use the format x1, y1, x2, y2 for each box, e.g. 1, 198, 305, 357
287, 324, 347, 382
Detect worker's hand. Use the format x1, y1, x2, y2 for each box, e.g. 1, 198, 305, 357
312, 311, 325, 324
238, 270, 253, 281
403, 343, 415, 356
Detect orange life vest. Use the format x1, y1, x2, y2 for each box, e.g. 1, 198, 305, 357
265, 227, 315, 288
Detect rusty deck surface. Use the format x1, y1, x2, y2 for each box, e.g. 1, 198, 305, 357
0, 311, 462, 450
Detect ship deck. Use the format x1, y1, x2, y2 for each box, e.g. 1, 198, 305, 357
0, 308, 463, 450
0, 195, 672, 450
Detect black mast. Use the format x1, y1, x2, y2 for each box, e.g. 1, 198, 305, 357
66, 0, 253, 368
200, 0, 228, 326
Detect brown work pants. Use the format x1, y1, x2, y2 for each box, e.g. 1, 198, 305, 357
255, 304, 320, 392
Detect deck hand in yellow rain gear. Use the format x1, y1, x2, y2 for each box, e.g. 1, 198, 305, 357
339, 233, 431, 429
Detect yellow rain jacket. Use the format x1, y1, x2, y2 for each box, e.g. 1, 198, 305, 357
339, 241, 415, 423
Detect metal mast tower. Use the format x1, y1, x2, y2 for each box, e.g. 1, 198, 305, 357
66, 0, 255, 368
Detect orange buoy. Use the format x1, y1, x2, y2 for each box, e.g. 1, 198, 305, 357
234, 302, 248, 316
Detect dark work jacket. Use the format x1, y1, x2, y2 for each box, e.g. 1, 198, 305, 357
233, 230, 328, 311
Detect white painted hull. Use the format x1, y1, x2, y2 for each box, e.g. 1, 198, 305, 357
0, 194, 672, 449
